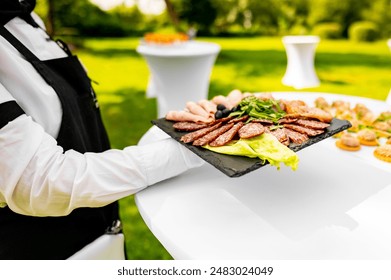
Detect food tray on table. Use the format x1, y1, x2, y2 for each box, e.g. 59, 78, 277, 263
152, 118, 351, 177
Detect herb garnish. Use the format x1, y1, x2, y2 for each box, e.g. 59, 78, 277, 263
229, 96, 286, 123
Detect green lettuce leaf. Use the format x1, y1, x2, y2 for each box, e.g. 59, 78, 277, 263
203, 133, 299, 171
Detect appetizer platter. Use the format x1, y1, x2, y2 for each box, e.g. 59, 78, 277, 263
314, 96, 391, 163
153, 90, 351, 177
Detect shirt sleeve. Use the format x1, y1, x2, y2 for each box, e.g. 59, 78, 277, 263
0, 81, 15, 104
0, 114, 203, 217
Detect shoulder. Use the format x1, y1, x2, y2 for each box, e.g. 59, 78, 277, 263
2, 15, 67, 60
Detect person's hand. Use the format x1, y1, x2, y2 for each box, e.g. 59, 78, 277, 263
177, 140, 205, 169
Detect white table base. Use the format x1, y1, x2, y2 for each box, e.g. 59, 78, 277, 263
282, 36, 320, 89
137, 42, 220, 117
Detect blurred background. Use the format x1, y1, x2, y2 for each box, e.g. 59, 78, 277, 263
34, 0, 391, 259
36, 0, 391, 40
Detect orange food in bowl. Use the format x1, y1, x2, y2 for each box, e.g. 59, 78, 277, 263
144, 33, 189, 44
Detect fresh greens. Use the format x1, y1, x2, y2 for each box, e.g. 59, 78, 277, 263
229, 95, 286, 123
204, 133, 299, 171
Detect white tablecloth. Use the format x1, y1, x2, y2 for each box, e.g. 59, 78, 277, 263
67, 233, 125, 260
135, 92, 391, 260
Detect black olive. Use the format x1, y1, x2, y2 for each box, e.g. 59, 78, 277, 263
216, 104, 226, 111
231, 106, 238, 112
214, 110, 223, 119
222, 108, 231, 117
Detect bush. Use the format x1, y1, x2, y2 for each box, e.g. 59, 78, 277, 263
348, 21, 380, 42
288, 24, 309, 35
312, 22, 342, 39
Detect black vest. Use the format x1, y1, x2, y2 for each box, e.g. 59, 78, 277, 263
0, 22, 119, 259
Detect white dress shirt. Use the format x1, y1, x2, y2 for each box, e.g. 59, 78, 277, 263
0, 14, 203, 216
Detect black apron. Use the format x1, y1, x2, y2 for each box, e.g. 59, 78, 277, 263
0, 25, 120, 260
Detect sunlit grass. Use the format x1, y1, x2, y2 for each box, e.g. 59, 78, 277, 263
204, 37, 391, 100
74, 36, 391, 259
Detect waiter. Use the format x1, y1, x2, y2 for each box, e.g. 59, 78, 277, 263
0, 0, 203, 259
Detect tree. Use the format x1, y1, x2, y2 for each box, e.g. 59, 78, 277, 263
362, 0, 391, 38
47, 0, 55, 35
179, 0, 217, 34
164, 0, 181, 31
210, 0, 241, 34
246, 0, 282, 34
43, 0, 128, 37
307, 0, 371, 37
276, 0, 310, 34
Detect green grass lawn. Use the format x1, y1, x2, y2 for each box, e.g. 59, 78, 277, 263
74, 36, 391, 259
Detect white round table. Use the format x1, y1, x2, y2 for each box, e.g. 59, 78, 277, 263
282, 36, 321, 89
135, 92, 391, 260
137, 41, 221, 117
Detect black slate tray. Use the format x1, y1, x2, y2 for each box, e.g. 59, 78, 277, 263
152, 118, 351, 177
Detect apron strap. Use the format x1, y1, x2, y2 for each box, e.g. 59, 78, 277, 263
0, 25, 72, 61
0, 25, 39, 62
0, 101, 25, 129
0, 25, 73, 90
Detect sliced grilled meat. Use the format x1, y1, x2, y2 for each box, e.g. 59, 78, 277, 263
278, 117, 298, 124
294, 119, 330, 130
268, 128, 289, 146
284, 128, 309, 144
284, 124, 324, 137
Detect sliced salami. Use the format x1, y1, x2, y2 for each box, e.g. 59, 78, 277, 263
180, 123, 222, 143
238, 122, 265, 139
193, 123, 234, 146
284, 124, 324, 137
250, 118, 274, 125
209, 122, 244, 147
213, 116, 234, 123
228, 115, 249, 123
173, 121, 208, 131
